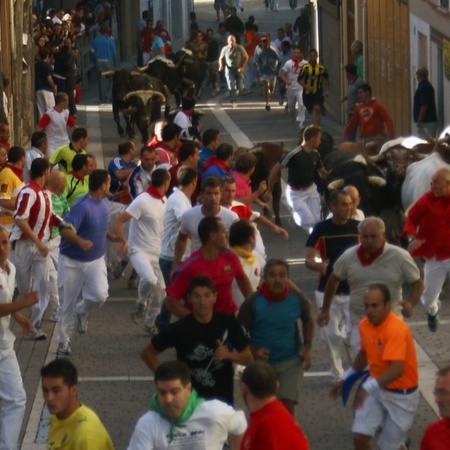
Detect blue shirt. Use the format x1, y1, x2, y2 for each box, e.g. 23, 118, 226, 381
198, 146, 215, 172
240, 290, 305, 365
202, 165, 230, 179
150, 37, 165, 60
60, 195, 110, 262
107, 157, 137, 193
91, 34, 117, 65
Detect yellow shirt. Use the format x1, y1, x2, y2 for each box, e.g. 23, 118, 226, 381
48, 404, 114, 450
0, 167, 24, 227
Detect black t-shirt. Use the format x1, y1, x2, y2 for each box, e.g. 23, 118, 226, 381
152, 312, 250, 405
280, 146, 323, 188
207, 39, 219, 62
306, 218, 360, 292
35, 61, 53, 91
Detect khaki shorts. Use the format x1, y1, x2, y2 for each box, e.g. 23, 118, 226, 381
273, 356, 304, 403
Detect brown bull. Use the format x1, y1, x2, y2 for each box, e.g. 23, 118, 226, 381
235, 142, 286, 225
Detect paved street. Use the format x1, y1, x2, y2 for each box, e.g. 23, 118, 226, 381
12, 1, 448, 449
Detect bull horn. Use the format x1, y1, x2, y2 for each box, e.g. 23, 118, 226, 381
130, 71, 142, 76
151, 91, 166, 102
327, 179, 344, 190
249, 147, 263, 154
124, 89, 166, 104
181, 48, 194, 57
101, 70, 115, 77
411, 151, 427, 160
136, 65, 148, 72
366, 153, 386, 163
423, 126, 437, 144
368, 176, 387, 187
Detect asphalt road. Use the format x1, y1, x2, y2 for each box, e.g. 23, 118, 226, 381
14, 1, 448, 449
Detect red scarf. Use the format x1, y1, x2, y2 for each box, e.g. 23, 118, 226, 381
146, 184, 165, 203
291, 55, 303, 71
258, 282, 289, 305
6, 163, 24, 181
202, 157, 232, 174
69, 169, 85, 182
357, 243, 385, 266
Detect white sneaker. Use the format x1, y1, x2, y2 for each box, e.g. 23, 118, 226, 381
131, 303, 146, 325
30, 328, 47, 341
76, 313, 88, 333
57, 343, 71, 357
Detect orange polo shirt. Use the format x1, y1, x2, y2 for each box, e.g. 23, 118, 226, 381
359, 312, 418, 390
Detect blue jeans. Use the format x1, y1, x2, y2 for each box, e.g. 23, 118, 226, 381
154, 257, 172, 329
225, 66, 244, 102
96, 59, 115, 102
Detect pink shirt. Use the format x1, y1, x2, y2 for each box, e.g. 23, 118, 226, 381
233, 171, 252, 206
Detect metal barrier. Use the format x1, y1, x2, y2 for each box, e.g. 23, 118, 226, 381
74, 23, 98, 88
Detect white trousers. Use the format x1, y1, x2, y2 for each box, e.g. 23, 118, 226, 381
129, 251, 166, 326
422, 257, 450, 315
0, 349, 26, 450
57, 255, 109, 346
286, 184, 321, 232
11, 240, 50, 329
315, 291, 351, 380
35, 90, 55, 120
286, 86, 306, 124
48, 236, 61, 314
353, 388, 419, 450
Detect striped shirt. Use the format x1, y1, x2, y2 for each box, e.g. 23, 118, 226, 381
298, 63, 329, 95
11, 180, 58, 242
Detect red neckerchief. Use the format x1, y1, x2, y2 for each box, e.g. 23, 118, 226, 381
147, 136, 159, 147
258, 282, 289, 305
146, 184, 165, 203
69, 170, 85, 182
6, 163, 24, 181
231, 204, 252, 220
181, 109, 191, 117
203, 156, 232, 174
291, 55, 303, 71
357, 242, 385, 266
0, 140, 10, 151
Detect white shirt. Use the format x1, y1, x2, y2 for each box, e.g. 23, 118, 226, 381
160, 188, 192, 259
24, 147, 45, 182
180, 206, 239, 253
126, 192, 166, 256
282, 59, 307, 90
0, 260, 17, 353
173, 110, 193, 140
127, 399, 247, 450
43, 108, 71, 156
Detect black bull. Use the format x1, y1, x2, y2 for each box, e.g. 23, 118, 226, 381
105, 69, 166, 143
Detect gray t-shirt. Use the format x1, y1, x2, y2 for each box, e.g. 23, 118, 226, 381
333, 243, 420, 324
220, 44, 247, 70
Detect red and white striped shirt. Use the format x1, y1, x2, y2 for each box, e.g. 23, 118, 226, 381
10, 181, 59, 243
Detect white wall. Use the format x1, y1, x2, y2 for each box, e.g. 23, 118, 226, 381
410, 13, 450, 134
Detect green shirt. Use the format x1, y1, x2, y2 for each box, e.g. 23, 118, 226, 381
64, 173, 89, 207
50, 191, 69, 238
49, 144, 86, 174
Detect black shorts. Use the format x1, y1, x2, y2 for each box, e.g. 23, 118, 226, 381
303, 92, 324, 112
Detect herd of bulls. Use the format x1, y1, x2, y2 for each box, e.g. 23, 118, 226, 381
320, 128, 450, 244
103, 48, 205, 143
237, 128, 450, 246
102, 55, 450, 246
